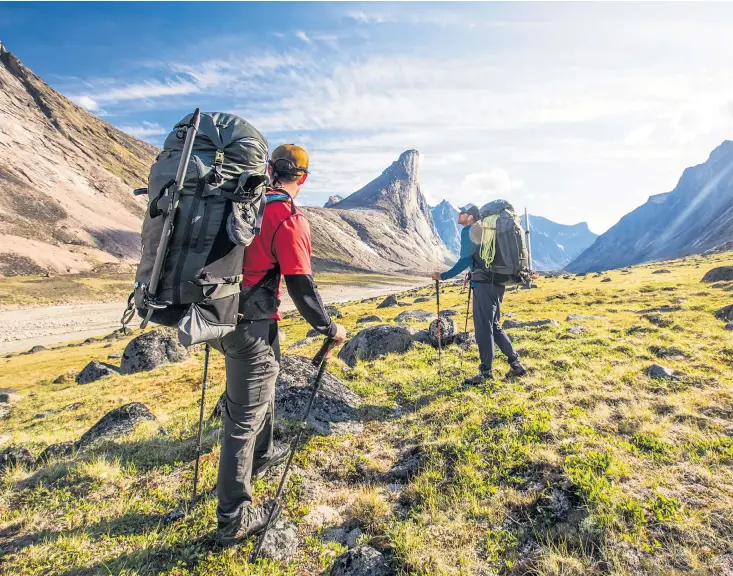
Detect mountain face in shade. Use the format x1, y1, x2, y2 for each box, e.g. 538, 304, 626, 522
432, 200, 461, 255
324, 195, 343, 208
302, 150, 453, 272
567, 140, 733, 273
520, 215, 598, 271
0, 44, 157, 276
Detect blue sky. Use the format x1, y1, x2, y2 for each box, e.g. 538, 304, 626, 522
2, 2, 733, 233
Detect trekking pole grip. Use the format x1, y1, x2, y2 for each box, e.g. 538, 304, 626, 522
312, 337, 338, 367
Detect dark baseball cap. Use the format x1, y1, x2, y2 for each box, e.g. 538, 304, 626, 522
459, 203, 480, 219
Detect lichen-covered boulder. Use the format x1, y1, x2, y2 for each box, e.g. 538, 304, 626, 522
702, 266, 733, 283
394, 310, 434, 323
77, 402, 158, 449
76, 361, 120, 384
0, 446, 35, 471
376, 295, 398, 309
338, 325, 412, 367
428, 317, 456, 348
120, 329, 189, 374
356, 315, 382, 324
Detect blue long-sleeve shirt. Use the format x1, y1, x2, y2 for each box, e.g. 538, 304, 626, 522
440, 225, 477, 280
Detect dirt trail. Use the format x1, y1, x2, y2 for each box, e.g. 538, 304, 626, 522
0, 279, 429, 354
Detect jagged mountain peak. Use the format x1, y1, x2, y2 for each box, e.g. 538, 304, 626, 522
394, 149, 420, 182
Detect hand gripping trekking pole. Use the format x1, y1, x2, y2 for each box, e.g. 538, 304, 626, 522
140, 108, 201, 329
435, 279, 442, 385
252, 336, 338, 561
191, 343, 210, 506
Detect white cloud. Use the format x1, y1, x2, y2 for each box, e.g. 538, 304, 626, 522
625, 123, 656, 146
347, 11, 394, 24
72, 95, 100, 112
295, 30, 311, 44
117, 121, 168, 139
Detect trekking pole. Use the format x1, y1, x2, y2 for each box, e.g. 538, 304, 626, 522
459, 285, 472, 373
435, 279, 442, 385
524, 207, 533, 289
252, 336, 338, 561
140, 108, 201, 329
191, 343, 210, 506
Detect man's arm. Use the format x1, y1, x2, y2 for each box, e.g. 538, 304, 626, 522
283, 274, 337, 337
439, 225, 476, 280
273, 213, 338, 337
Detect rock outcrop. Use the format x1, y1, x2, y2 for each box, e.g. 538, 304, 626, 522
76, 360, 120, 384
77, 402, 158, 448
324, 195, 343, 208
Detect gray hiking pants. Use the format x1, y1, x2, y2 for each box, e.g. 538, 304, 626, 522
472, 282, 519, 375
210, 319, 280, 528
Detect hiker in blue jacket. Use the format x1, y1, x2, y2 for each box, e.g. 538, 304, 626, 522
432, 203, 526, 384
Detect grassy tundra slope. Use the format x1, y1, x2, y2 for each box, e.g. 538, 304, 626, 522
1, 253, 732, 575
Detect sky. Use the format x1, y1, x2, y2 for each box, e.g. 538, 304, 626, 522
2, 2, 733, 234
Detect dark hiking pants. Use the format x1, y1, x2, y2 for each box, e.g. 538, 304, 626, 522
472, 282, 519, 375
210, 319, 280, 529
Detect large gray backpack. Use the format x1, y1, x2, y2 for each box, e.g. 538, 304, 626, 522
473, 199, 529, 284
133, 112, 269, 345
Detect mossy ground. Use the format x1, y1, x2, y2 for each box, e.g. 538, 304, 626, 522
1, 253, 732, 575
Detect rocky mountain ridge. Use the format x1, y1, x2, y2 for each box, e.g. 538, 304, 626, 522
0, 43, 157, 276
567, 140, 733, 272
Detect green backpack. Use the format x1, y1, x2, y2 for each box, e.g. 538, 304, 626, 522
474, 200, 529, 283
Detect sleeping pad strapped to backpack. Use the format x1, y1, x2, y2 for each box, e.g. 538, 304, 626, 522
133, 112, 272, 346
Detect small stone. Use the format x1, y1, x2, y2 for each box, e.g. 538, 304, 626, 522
325, 305, 342, 319
567, 326, 586, 335
0, 446, 35, 471
76, 361, 120, 384
107, 352, 122, 359
643, 313, 673, 328
452, 331, 476, 349
38, 441, 74, 463
414, 297, 431, 303
725, 322, 733, 331
652, 269, 672, 274
394, 310, 434, 323
27, 345, 47, 354
345, 528, 363, 548
439, 309, 457, 317
566, 314, 605, 321
356, 315, 383, 324
376, 295, 398, 309
338, 326, 412, 367
503, 319, 559, 329
645, 364, 676, 380
258, 518, 298, 561
601, 278, 612, 283
303, 505, 343, 528
331, 545, 393, 576
322, 527, 348, 545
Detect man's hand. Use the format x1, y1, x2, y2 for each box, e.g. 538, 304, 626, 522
431, 271, 442, 282
333, 323, 347, 344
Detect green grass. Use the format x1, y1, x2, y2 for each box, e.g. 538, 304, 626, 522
1, 253, 732, 575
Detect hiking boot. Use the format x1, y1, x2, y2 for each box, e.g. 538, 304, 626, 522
216, 500, 281, 547
509, 360, 527, 377
463, 371, 494, 386
253, 444, 290, 480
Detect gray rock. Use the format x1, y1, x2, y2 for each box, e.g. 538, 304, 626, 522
38, 441, 74, 463
322, 527, 348, 545
289, 337, 318, 349
107, 352, 122, 359
702, 266, 733, 283
77, 402, 158, 449
356, 315, 383, 324
385, 446, 424, 483
428, 317, 456, 348
601, 277, 612, 282
643, 313, 674, 328
377, 295, 398, 309
258, 518, 298, 561
715, 304, 733, 322
645, 364, 676, 380
338, 325, 412, 367
325, 305, 343, 319
649, 346, 688, 358
75, 361, 120, 384
120, 329, 189, 374
452, 331, 476, 349
637, 305, 682, 314
503, 319, 560, 329
725, 322, 733, 331
411, 330, 432, 345
0, 392, 20, 404
566, 314, 605, 321
345, 528, 363, 548
394, 310, 435, 323
652, 269, 672, 274
439, 309, 458, 317
331, 545, 393, 576
567, 326, 587, 335
0, 446, 35, 471
26, 345, 47, 354
275, 355, 362, 435
303, 505, 343, 528
414, 297, 431, 303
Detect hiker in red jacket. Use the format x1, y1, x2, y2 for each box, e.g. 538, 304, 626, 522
211, 144, 346, 546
